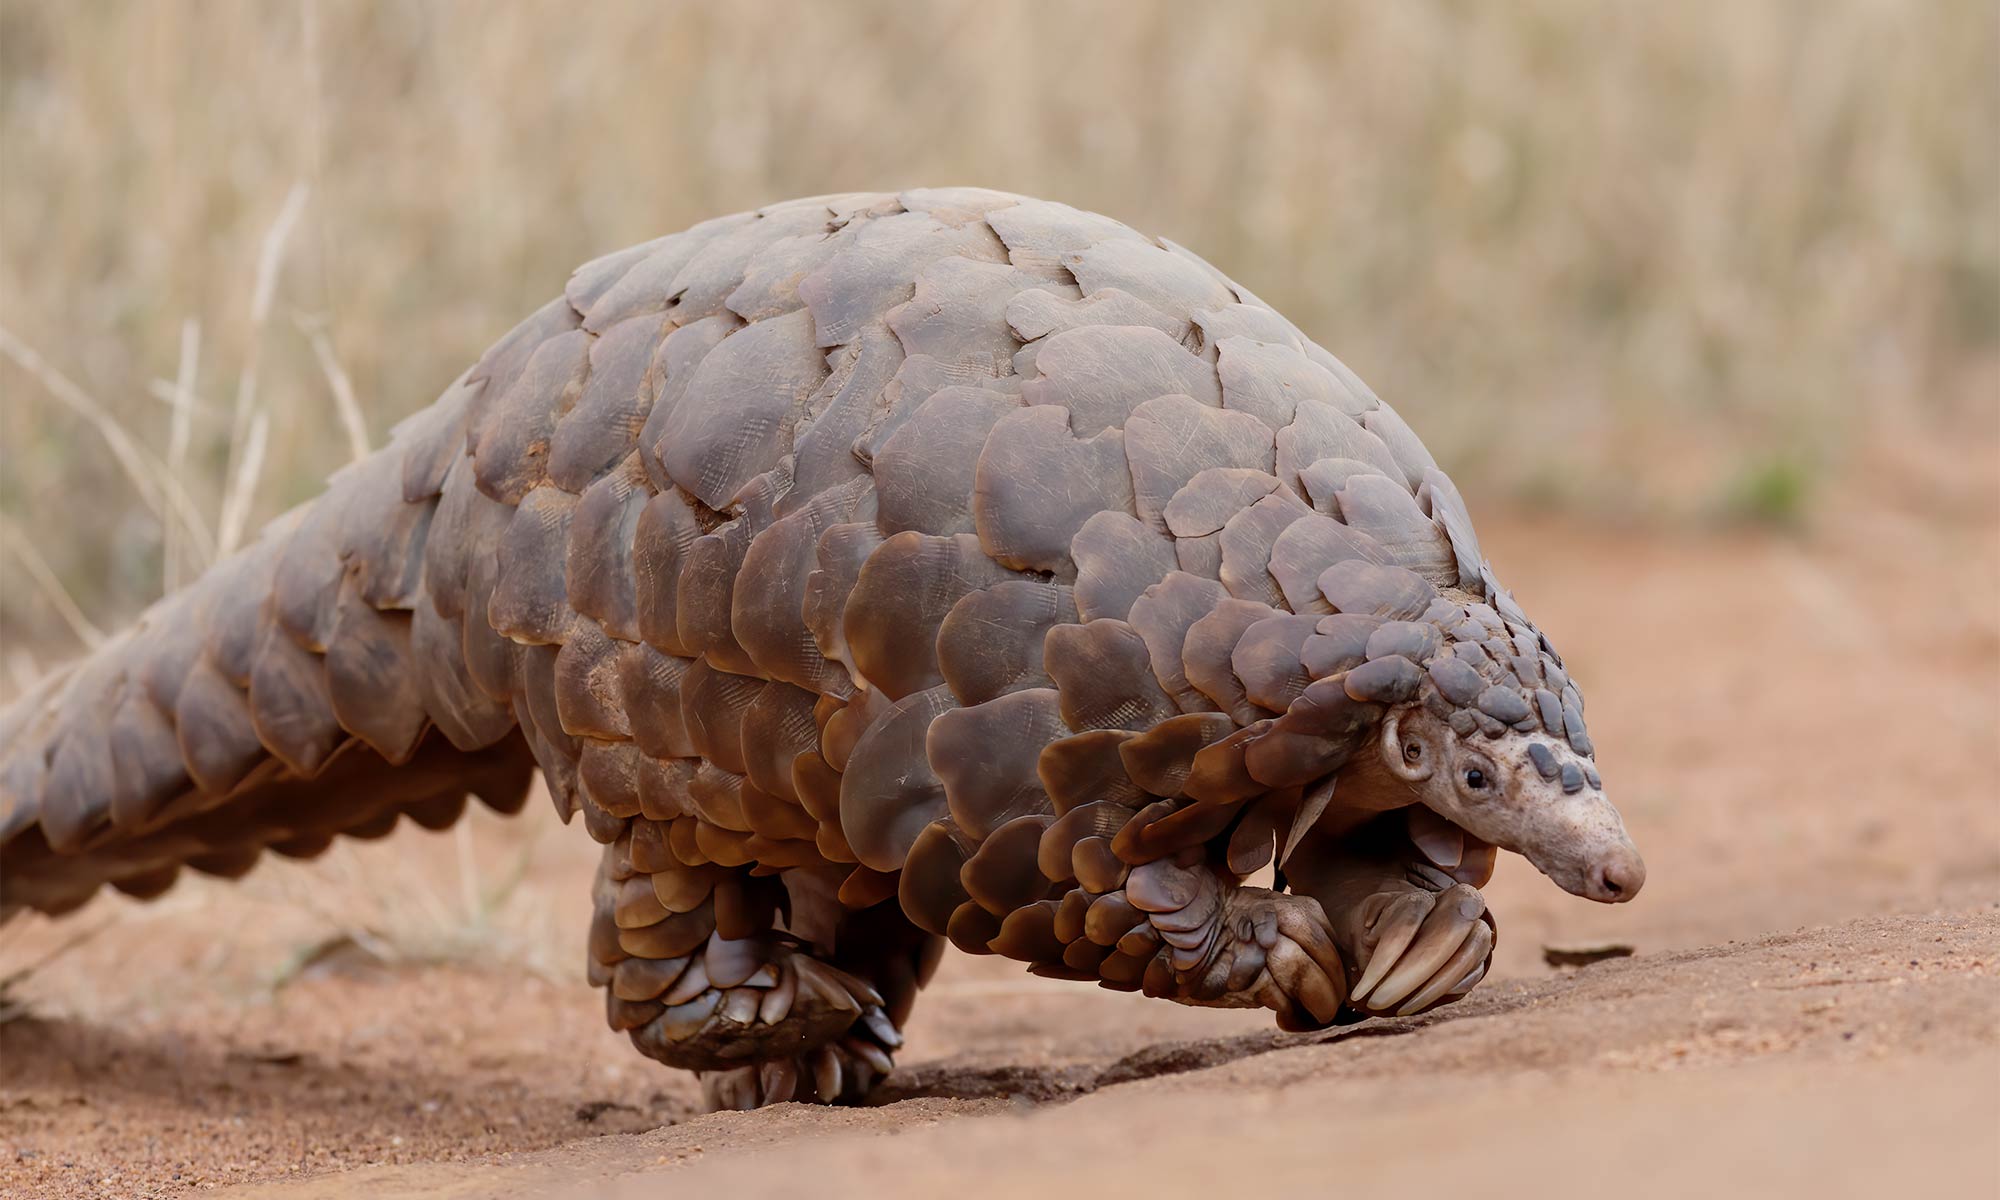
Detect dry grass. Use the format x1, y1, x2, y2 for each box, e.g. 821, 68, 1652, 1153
1, 0, 1995, 667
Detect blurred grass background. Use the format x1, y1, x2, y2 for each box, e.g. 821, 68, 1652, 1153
1, 0, 1995, 674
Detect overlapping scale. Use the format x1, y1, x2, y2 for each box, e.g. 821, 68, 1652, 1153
935, 581, 1078, 706
1070, 512, 1178, 624
1044, 620, 1176, 732
929, 688, 1066, 840
844, 532, 1023, 699
972, 406, 1135, 574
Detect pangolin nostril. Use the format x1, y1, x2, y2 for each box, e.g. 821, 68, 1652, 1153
1592, 854, 1646, 902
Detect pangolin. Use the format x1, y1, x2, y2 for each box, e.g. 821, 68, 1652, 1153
0, 189, 1645, 1111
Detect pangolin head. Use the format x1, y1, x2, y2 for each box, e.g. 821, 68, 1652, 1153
1349, 595, 1645, 904
1376, 704, 1644, 903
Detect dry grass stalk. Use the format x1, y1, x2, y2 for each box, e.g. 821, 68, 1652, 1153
0, 322, 171, 526
0, 517, 105, 649
162, 317, 203, 590
217, 181, 309, 556
297, 314, 370, 463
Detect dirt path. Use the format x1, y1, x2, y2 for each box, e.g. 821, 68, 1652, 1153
218, 907, 2000, 1200
3, 502, 1996, 1198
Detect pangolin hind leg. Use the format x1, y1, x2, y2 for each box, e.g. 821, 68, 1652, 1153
587, 851, 940, 1110
691, 904, 943, 1111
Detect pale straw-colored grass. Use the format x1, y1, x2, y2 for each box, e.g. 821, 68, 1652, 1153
1, 0, 1994, 664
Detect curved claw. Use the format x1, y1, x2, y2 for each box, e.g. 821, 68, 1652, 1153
1394, 916, 1493, 1016
1268, 900, 1349, 1025
1364, 883, 1487, 1010
631, 942, 897, 1078
1344, 882, 1496, 1017
1348, 891, 1431, 1005
703, 1061, 791, 1111
693, 996, 906, 1112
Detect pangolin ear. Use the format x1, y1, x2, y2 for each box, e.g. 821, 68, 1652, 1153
1380, 707, 1434, 784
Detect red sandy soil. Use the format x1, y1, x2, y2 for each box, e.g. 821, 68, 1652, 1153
2, 498, 1996, 1199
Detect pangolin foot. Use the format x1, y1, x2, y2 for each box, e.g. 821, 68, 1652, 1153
621, 934, 900, 1109
696, 1023, 900, 1111
1338, 876, 1495, 1018
1125, 855, 1349, 1032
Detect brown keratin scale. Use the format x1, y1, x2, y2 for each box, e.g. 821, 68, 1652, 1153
0, 189, 1643, 1112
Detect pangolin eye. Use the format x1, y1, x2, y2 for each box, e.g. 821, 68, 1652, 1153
1403, 742, 1422, 762
1464, 768, 1488, 790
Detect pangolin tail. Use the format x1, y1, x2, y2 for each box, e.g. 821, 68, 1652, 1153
0, 367, 540, 919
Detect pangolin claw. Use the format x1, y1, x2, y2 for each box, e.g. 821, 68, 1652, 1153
1345, 882, 1495, 1017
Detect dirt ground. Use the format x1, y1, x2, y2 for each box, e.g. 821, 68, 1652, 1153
2, 492, 1997, 1199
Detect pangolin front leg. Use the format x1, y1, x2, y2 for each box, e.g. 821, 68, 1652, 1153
1286, 810, 1499, 1017
1116, 851, 1349, 1030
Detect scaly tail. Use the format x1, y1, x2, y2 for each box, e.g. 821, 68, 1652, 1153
0, 293, 600, 918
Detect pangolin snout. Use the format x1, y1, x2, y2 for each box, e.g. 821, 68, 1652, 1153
1581, 843, 1646, 903
1509, 782, 1646, 904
